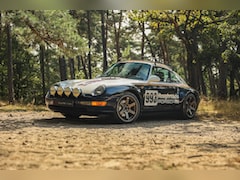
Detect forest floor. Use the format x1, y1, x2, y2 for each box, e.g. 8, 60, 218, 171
0, 107, 239, 170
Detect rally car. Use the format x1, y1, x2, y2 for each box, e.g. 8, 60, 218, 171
45, 60, 200, 123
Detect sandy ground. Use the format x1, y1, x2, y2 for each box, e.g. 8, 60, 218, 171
0, 111, 239, 170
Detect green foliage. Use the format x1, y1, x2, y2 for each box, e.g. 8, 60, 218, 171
0, 10, 240, 104
0, 10, 87, 104
12, 10, 87, 57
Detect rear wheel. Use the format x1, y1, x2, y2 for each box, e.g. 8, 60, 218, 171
181, 94, 197, 119
114, 92, 140, 123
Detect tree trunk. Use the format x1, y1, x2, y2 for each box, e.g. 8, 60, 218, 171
208, 67, 217, 97
198, 61, 207, 96
229, 69, 235, 99
112, 10, 122, 61
234, 41, 240, 98
159, 40, 170, 65
234, 70, 240, 98
0, 11, 2, 43
87, 11, 92, 79
77, 55, 81, 71
0, 11, 3, 97
59, 56, 67, 81
189, 63, 199, 91
77, 55, 88, 79
0, 11, 1, 33
45, 47, 50, 89
6, 22, 14, 104
185, 43, 199, 91
101, 10, 108, 72
217, 57, 228, 99
141, 21, 145, 60
14, 62, 21, 100
40, 44, 46, 104
179, 48, 188, 81
143, 30, 156, 61
69, 58, 75, 79
169, 12, 200, 91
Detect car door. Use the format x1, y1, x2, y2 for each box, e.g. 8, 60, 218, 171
143, 66, 180, 111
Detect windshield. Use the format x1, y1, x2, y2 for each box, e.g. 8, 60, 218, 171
101, 62, 151, 80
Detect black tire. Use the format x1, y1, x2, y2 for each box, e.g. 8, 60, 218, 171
181, 93, 197, 119
62, 113, 81, 120
114, 92, 140, 123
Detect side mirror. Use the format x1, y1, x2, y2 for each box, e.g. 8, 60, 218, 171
148, 75, 160, 83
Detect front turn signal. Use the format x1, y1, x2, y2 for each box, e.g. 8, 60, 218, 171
91, 101, 107, 106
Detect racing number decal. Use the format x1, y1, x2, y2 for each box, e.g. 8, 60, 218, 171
144, 90, 180, 106
144, 90, 158, 106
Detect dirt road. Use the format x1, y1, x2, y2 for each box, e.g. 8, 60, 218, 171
0, 111, 239, 169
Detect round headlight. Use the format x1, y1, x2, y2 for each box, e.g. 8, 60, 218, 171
72, 88, 81, 98
50, 86, 57, 96
64, 87, 72, 97
57, 86, 64, 96
92, 85, 106, 96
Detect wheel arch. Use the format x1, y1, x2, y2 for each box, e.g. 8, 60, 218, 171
181, 92, 199, 119
106, 85, 143, 108
183, 89, 200, 105
124, 87, 143, 110
189, 90, 200, 107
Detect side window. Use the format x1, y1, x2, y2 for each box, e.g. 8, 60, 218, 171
152, 67, 169, 82
170, 71, 180, 83
152, 66, 181, 83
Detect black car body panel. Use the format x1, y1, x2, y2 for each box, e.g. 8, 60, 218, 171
45, 60, 200, 122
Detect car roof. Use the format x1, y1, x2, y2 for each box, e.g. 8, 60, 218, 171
119, 60, 173, 71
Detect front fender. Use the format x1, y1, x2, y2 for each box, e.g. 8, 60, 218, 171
105, 85, 143, 109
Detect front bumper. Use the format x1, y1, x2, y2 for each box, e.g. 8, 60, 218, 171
45, 96, 116, 116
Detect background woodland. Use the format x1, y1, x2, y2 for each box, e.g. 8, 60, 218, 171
0, 10, 240, 104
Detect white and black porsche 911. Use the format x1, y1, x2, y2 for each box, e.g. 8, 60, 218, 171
45, 60, 200, 123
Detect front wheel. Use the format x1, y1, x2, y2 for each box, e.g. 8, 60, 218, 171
181, 94, 197, 119
114, 92, 140, 123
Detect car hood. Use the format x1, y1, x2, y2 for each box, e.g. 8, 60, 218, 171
54, 77, 143, 94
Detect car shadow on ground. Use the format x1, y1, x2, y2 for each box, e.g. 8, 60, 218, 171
34, 112, 199, 129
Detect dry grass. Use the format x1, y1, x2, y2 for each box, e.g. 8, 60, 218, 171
197, 98, 240, 121
0, 101, 47, 112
